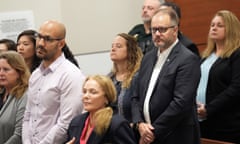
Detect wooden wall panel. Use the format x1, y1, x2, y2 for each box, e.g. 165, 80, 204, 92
166, 0, 240, 52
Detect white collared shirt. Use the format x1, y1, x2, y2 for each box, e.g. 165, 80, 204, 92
22, 53, 85, 144
143, 39, 179, 123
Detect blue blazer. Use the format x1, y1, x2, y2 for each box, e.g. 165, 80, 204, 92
67, 112, 137, 144
132, 42, 201, 144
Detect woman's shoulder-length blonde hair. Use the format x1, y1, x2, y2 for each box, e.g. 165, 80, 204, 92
83, 75, 117, 135
202, 10, 240, 58
0, 51, 30, 98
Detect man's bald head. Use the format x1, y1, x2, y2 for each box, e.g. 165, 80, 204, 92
39, 20, 66, 39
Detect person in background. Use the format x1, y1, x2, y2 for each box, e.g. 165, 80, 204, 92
17, 30, 41, 73
62, 44, 79, 68
0, 51, 30, 144
66, 75, 137, 144
0, 39, 17, 106
197, 10, 240, 143
109, 33, 143, 122
160, 1, 200, 56
131, 8, 201, 144
22, 20, 85, 144
0, 39, 16, 52
128, 0, 163, 55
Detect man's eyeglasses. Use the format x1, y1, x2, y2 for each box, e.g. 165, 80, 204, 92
151, 25, 176, 34
35, 33, 63, 43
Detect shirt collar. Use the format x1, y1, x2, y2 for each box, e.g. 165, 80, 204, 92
158, 39, 179, 57
39, 53, 66, 74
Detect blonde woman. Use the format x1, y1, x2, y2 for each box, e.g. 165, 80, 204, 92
66, 75, 137, 144
197, 10, 240, 143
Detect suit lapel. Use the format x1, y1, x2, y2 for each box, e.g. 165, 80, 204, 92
142, 48, 159, 95
87, 131, 104, 144
70, 113, 88, 144
0, 95, 13, 116
154, 42, 180, 87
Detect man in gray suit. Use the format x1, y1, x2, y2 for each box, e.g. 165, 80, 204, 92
132, 8, 201, 144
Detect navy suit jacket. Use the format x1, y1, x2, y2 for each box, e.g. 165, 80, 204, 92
132, 41, 201, 144
67, 112, 137, 144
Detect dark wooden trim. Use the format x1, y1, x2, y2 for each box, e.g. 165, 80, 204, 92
201, 138, 235, 144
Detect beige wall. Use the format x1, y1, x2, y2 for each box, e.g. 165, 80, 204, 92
0, 0, 142, 54
0, 0, 62, 29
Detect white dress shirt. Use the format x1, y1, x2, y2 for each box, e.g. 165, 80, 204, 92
22, 53, 85, 144
143, 39, 178, 123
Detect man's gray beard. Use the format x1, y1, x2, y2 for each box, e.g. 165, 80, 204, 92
157, 41, 173, 52
142, 18, 151, 23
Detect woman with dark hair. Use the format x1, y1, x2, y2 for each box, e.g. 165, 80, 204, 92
62, 44, 79, 68
17, 29, 41, 73
0, 39, 16, 52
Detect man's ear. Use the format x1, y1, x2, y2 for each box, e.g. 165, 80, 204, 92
58, 39, 66, 50
173, 26, 179, 36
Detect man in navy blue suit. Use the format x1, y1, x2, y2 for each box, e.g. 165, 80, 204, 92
132, 8, 201, 144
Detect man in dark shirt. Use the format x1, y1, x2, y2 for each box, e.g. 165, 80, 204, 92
160, 2, 200, 56
128, 0, 162, 54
